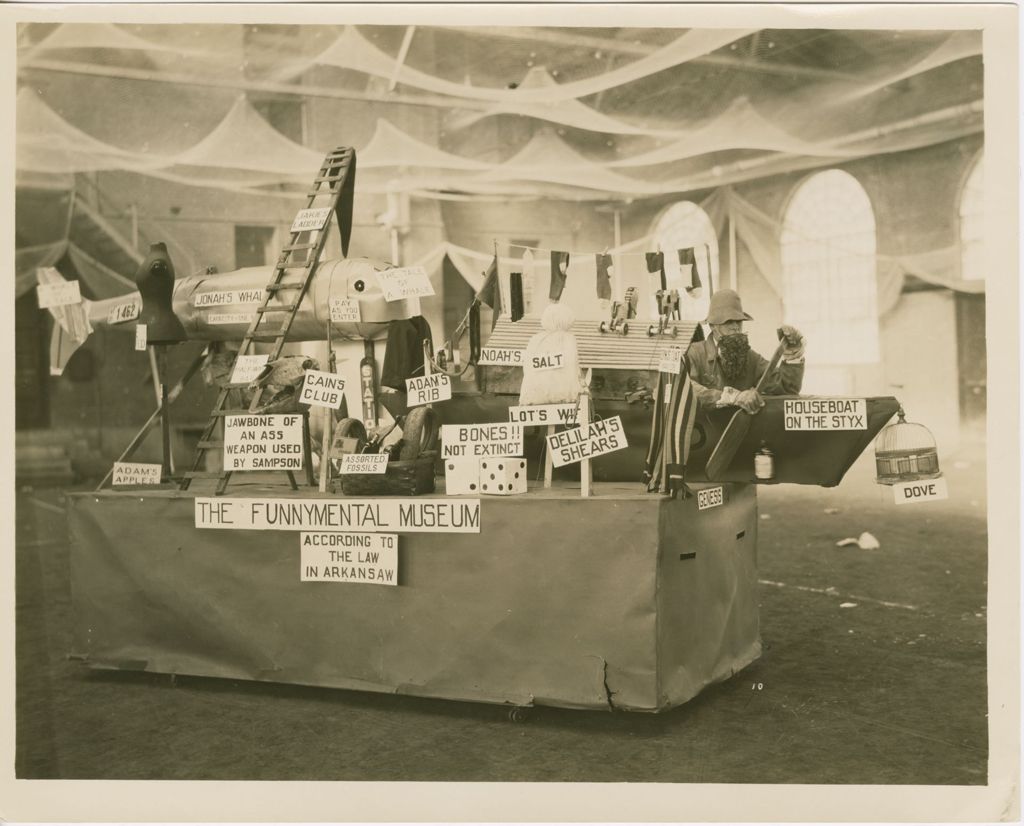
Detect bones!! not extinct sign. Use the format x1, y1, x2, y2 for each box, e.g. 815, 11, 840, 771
441, 423, 523, 458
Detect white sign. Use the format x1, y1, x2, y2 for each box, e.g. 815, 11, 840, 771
223, 413, 304, 471
301, 532, 398, 585
441, 423, 523, 458
527, 352, 566, 372
112, 461, 162, 486
209, 313, 256, 326
135, 324, 148, 350
195, 497, 481, 533
893, 477, 948, 505
406, 373, 452, 406
339, 453, 389, 475
290, 207, 333, 233
546, 415, 628, 468
478, 347, 523, 367
299, 370, 346, 409
697, 486, 725, 511
193, 289, 265, 307
657, 346, 683, 374
784, 398, 867, 431
375, 266, 435, 301
230, 354, 270, 385
36, 279, 81, 309
508, 404, 579, 426
107, 301, 140, 324
329, 297, 361, 323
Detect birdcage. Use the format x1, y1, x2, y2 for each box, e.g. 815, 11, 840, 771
874, 407, 941, 485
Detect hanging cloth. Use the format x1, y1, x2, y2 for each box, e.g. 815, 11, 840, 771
646, 251, 666, 290
679, 247, 701, 294
596, 253, 613, 300
549, 250, 570, 301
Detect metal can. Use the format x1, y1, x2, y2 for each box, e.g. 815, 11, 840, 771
754, 443, 774, 480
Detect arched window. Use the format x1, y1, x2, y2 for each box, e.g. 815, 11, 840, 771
781, 169, 879, 366
651, 201, 719, 321
959, 152, 984, 281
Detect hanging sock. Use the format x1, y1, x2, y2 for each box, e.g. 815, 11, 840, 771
596, 253, 612, 300
646, 251, 666, 290
549, 250, 570, 301
679, 247, 701, 294
509, 272, 525, 322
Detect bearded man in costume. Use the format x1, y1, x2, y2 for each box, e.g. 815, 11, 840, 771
685, 289, 805, 414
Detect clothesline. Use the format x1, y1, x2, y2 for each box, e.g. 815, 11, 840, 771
505, 240, 712, 260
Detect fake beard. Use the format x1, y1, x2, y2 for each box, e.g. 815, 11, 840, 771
718, 333, 751, 385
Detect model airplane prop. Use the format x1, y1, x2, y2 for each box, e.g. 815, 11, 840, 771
43, 255, 422, 376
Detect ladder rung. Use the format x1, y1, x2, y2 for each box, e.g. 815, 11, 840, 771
196, 440, 223, 449
314, 174, 346, 183
281, 243, 317, 252
256, 303, 298, 314
247, 334, 287, 343
265, 282, 304, 292
307, 190, 338, 198
278, 260, 315, 270
183, 471, 227, 479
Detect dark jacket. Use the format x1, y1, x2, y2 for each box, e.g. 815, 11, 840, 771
685, 335, 804, 408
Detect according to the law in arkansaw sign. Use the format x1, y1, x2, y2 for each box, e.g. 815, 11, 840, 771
299, 369, 346, 409
546, 415, 628, 467
300, 532, 398, 585
223, 414, 305, 471
784, 398, 867, 430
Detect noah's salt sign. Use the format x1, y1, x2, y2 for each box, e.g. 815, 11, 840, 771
783, 398, 867, 431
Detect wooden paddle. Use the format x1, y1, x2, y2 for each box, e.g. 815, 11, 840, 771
704, 338, 787, 480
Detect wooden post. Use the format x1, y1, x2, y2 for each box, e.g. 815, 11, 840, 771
154, 346, 173, 480
579, 392, 591, 498
318, 336, 335, 493
543, 425, 554, 489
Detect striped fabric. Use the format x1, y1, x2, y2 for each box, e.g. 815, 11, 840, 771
642, 351, 699, 498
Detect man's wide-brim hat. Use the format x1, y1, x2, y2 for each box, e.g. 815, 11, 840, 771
706, 289, 753, 325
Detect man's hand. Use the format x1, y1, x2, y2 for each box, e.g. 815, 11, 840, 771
735, 388, 764, 414
778, 324, 806, 362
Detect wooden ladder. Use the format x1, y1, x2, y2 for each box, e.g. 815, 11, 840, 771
180, 146, 357, 494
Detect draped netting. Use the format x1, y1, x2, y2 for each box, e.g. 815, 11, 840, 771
17, 24, 982, 201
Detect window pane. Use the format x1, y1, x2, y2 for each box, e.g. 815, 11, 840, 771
781, 170, 879, 366
651, 201, 719, 322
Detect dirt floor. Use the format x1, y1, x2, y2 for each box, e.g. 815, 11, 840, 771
15, 440, 988, 784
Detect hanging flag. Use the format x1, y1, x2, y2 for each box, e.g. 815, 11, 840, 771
478, 255, 502, 330
645, 251, 666, 290
679, 247, 701, 293
549, 250, 570, 301
642, 338, 699, 498
596, 253, 612, 300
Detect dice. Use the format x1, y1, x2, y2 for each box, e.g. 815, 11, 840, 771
444, 457, 481, 495
479, 459, 527, 495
